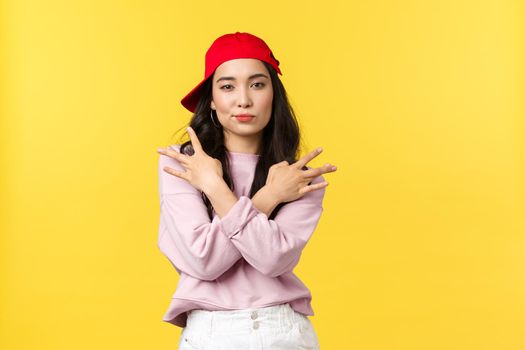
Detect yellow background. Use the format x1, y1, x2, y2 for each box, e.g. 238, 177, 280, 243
1, 0, 524, 349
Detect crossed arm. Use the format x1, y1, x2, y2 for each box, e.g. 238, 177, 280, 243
157, 145, 327, 281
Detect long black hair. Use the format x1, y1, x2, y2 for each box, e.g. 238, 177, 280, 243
171, 61, 307, 220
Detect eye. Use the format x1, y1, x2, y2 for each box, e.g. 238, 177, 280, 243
252, 82, 265, 88
220, 84, 233, 90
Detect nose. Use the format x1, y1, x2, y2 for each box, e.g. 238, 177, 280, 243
237, 86, 252, 108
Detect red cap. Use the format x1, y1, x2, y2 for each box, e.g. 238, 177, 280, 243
180, 32, 282, 113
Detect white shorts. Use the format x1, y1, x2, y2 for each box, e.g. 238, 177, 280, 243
178, 303, 320, 349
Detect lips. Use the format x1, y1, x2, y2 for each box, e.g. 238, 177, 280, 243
234, 113, 255, 122
235, 114, 255, 118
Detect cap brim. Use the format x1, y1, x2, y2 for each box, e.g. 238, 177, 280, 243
181, 76, 211, 113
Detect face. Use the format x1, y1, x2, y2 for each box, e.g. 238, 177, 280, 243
210, 58, 273, 152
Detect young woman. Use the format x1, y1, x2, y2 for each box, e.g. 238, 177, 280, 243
156, 32, 337, 349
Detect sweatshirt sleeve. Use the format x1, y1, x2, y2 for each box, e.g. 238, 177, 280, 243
218, 171, 326, 278
157, 144, 243, 281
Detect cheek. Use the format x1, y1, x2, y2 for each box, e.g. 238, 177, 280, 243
261, 93, 274, 114
212, 89, 232, 110
213, 96, 232, 122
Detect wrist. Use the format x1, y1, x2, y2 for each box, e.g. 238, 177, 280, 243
201, 175, 227, 196
261, 184, 282, 205
252, 185, 282, 217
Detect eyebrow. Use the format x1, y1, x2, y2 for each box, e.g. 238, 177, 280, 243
215, 73, 269, 83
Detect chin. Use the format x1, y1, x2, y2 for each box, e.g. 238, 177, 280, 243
228, 127, 264, 136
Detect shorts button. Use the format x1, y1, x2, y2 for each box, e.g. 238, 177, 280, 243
251, 311, 258, 320
253, 321, 260, 330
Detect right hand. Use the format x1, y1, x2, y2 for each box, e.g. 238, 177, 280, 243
265, 148, 337, 203
157, 127, 223, 193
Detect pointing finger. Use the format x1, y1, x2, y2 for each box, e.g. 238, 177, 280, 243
163, 166, 189, 182
302, 163, 337, 178
157, 146, 190, 165
299, 180, 329, 196
186, 126, 204, 154
293, 147, 323, 169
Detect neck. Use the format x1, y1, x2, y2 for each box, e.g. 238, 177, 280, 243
224, 131, 262, 155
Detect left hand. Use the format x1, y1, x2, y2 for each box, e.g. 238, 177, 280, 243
264, 147, 336, 203
156, 126, 223, 193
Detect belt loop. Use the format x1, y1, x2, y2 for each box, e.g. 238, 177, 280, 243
279, 303, 288, 329
277, 304, 283, 329
287, 303, 297, 325
208, 310, 214, 337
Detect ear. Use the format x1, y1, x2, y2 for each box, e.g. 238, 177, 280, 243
210, 101, 216, 110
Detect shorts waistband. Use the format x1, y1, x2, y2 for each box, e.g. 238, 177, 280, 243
185, 303, 301, 334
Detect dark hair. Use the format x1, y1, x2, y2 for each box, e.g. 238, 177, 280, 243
171, 61, 308, 220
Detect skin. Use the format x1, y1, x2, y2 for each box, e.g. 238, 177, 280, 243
210, 58, 273, 155
157, 58, 337, 217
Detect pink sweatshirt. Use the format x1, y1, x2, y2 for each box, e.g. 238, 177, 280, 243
157, 144, 326, 328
